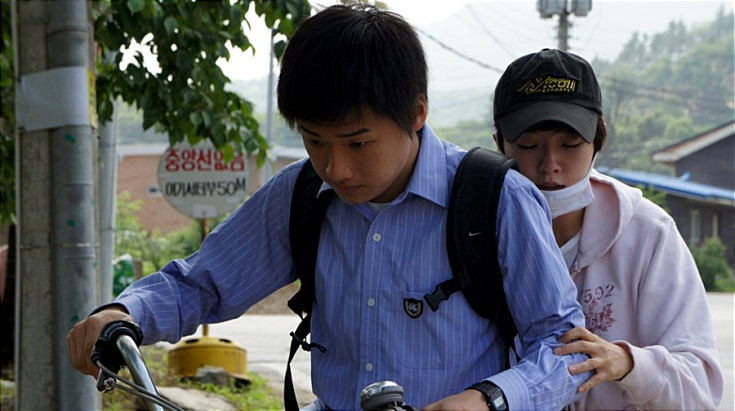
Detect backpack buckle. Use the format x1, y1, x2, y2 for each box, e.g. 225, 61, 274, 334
424, 278, 461, 311
289, 331, 326, 353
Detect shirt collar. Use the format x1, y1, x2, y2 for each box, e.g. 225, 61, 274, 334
402, 124, 449, 208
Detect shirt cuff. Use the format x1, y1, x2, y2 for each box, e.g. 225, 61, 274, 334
488, 368, 532, 411
90, 302, 130, 316
92, 298, 143, 330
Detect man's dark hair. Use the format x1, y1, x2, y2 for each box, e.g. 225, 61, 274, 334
495, 117, 607, 154
277, 4, 428, 134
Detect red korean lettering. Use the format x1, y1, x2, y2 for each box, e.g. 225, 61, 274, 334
197, 149, 213, 171
181, 149, 197, 171
165, 149, 181, 172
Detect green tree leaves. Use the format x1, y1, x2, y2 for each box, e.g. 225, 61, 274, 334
596, 9, 734, 172
0, 0, 14, 226
690, 237, 734, 291
94, 0, 310, 167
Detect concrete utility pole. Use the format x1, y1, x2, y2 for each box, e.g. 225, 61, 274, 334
536, 0, 592, 51
14, 1, 99, 410
98, 52, 119, 305
557, 10, 569, 51
264, 29, 276, 181
98, 105, 117, 304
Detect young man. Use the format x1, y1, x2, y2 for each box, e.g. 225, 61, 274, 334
68, 7, 591, 410
493, 48, 723, 410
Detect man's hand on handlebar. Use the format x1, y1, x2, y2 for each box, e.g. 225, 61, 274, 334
66, 305, 134, 377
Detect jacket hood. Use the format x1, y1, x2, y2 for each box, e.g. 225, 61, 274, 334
573, 169, 644, 271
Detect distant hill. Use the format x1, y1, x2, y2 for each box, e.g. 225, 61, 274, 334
225, 78, 493, 128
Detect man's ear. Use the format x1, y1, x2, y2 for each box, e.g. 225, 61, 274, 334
412, 94, 428, 132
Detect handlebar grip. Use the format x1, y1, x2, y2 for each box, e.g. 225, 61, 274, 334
91, 320, 145, 373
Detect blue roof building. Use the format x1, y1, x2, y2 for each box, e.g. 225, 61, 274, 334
598, 168, 735, 207
603, 120, 734, 264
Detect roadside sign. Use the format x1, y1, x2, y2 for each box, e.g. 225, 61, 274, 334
157, 142, 249, 219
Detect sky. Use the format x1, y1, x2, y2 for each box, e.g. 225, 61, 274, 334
219, 0, 734, 88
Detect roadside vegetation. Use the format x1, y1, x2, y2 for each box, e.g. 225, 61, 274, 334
691, 237, 735, 292
1, 344, 283, 411
104, 345, 283, 411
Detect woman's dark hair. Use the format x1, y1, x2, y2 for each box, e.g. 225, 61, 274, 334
495, 116, 607, 154
277, 4, 428, 134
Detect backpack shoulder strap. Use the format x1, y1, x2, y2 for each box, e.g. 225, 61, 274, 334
424, 147, 518, 352
287, 160, 334, 316
285, 160, 331, 411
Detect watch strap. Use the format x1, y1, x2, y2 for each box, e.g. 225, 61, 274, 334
468, 381, 508, 411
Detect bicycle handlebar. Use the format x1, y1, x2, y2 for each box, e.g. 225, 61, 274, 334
92, 320, 144, 374
92, 320, 182, 411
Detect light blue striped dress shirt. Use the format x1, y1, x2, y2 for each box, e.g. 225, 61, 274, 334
115, 125, 589, 410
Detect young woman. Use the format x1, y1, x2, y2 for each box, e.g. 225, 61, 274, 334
494, 48, 723, 410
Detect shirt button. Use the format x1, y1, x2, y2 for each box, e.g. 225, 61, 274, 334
365, 362, 374, 372
372, 233, 381, 242
367, 298, 376, 307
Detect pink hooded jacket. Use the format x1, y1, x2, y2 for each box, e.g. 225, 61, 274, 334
567, 170, 723, 410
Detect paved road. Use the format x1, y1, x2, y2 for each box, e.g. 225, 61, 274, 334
709, 292, 734, 411
197, 292, 734, 410
192, 315, 315, 407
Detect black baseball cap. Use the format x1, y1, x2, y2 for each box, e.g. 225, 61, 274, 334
493, 48, 602, 143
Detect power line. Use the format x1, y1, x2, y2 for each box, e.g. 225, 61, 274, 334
415, 27, 504, 74
576, 4, 604, 54
603, 77, 733, 114
463, 4, 517, 60
605, 76, 732, 102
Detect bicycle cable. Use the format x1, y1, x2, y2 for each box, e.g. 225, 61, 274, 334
96, 361, 186, 411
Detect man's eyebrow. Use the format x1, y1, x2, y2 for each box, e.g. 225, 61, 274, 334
337, 128, 369, 138
298, 124, 321, 136
298, 125, 369, 138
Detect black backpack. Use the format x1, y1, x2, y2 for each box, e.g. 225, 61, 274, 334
284, 147, 518, 411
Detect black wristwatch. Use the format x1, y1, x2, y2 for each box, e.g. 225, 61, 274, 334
468, 381, 508, 411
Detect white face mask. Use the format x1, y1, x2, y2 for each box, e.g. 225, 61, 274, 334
540, 156, 596, 219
